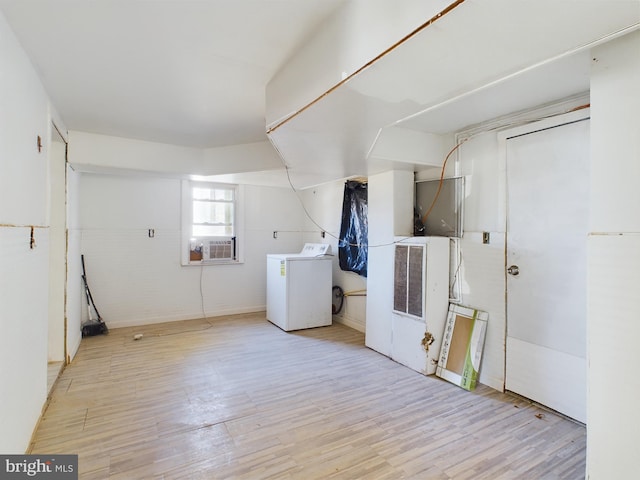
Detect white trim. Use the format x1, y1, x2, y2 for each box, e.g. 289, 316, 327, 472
102, 306, 265, 329
497, 107, 591, 142
457, 93, 590, 142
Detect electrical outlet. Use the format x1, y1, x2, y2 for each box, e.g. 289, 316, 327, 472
482, 232, 490, 244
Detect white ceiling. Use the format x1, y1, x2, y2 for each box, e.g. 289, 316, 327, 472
0, 0, 346, 148
2, 1, 638, 189
266, 0, 639, 187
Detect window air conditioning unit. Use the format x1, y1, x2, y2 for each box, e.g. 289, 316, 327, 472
202, 237, 235, 261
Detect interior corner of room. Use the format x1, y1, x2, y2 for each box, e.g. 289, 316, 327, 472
1, 1, 639, 478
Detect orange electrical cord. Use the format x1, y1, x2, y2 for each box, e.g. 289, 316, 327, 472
267, 0, 467, 135
421, 139, 467, 226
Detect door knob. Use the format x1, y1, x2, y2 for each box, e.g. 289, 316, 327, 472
507, 265, 520, 276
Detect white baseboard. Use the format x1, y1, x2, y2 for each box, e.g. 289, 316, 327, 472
100, 305, 266, 330
334, 314, 365, 333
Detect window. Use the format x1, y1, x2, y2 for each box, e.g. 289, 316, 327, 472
181, 181, 244, 265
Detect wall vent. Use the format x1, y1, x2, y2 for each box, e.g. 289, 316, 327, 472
393, 244, 424, 319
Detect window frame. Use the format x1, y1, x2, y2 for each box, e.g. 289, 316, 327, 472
181, 180, 245, 266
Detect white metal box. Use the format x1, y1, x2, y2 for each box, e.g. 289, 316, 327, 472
391, 236, 450, 375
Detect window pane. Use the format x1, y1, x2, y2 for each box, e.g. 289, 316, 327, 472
215, 189, 233, 201
193, 187, 210, 200
193, 201, 233, 225
193, 187, 233, 201
193, 225, 232, 236
190, 184, 235, 240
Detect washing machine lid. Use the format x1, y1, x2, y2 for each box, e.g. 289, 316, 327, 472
299, 243, 331, 256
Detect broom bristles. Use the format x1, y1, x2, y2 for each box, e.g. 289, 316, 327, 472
82, 321, 108, 337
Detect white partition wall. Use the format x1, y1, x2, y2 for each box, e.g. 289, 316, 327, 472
0, 10, 51, 453
587, 30, 640, 479
66, 165, 83, 361
365, 170, 413, 356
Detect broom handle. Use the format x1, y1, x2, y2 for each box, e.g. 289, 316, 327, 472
81, 255, 103, 321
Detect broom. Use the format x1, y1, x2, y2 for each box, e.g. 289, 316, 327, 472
81, 255, 108, 337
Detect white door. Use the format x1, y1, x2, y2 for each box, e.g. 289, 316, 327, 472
504, 113, 589, 423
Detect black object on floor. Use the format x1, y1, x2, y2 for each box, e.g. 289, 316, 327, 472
80, 254, 108, 337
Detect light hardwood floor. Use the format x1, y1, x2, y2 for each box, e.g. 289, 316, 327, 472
30, 313, 586, 479
47, 361, 64, 396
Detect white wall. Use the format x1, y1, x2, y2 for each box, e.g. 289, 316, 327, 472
587, 30, 640, 479
370, 128, 448, 167
453, 133, 508, 391
300, 181, 367, 332
414, 149, 492, 379
0, 11, 52, 453
77, 171, 306, 328
68, 131, 203, 175
365, 170, 414, 354
202, 141, 283, 176
69, 131, 283, 180
66, 165, 83, 361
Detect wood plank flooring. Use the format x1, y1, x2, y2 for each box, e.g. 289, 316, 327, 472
47, 361, 64, 396
30, 313, 586, 479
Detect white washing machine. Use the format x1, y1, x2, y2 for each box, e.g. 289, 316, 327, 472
266, 243, 332, 331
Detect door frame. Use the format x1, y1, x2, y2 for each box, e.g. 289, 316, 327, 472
48, 121, 69, 364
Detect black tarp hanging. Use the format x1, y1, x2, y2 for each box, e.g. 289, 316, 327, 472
338, 180, 368, 277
